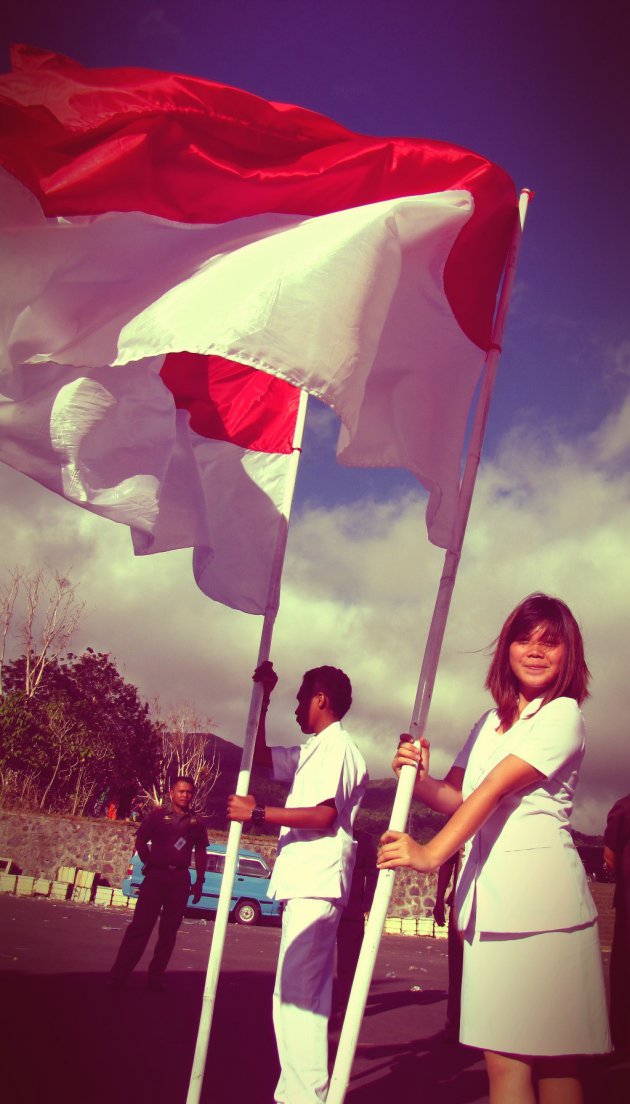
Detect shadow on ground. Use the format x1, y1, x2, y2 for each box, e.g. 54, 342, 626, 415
1, 966, 627, 1104
0, 969, 278, 1104
334, 1026, 486, 1104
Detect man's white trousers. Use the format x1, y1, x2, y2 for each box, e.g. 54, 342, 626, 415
273, 898, 342, 1104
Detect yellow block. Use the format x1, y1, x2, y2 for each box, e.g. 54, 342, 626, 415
16, 876, 35, 896
418, 917, 436, 937
33, 878, 51, 896
50, 881, 70, 900
384, 917, 403, 934
0, 874, 17, 894
94, 887, 113, 907
75, 869, 96, 889
57, 866, 77, 884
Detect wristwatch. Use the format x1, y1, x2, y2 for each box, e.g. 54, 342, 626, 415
251, 803, 266, 824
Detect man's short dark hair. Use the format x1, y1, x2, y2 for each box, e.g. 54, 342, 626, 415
171, 775, 195, 789
302, 666, 352, 719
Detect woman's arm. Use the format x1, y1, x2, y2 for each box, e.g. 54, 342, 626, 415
378, 753, 544, 873
393, 736, 464, 815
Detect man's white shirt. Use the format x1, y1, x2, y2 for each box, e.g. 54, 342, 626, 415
267, 721, 368, 904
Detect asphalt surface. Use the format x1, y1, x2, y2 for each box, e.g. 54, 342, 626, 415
0, 895, 626, 1104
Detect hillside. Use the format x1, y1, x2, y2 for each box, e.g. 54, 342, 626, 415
201, 734, 605, 846
202, 735, 448, 842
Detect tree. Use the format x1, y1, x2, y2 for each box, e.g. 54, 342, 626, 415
0, 567, 85, 697
0, 567, 20, 697
37, 699, 93, 813
0, 649, 161, 815
0, 565, 220, 818
0, 690, 50, 809
140, 701, 220, 812
62, 650, 160, 805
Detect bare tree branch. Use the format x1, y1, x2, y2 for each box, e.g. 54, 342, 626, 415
15, 569, 86, 696
0, 567, 21, 696
139, 700, 220, 811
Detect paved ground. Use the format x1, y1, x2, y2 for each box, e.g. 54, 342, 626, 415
0, 895, 627, 1103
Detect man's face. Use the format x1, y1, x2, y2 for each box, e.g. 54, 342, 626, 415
170, 781, 195, 812
294, 681, 321, 734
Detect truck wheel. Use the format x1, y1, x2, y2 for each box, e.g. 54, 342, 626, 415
234, 899, 261, 926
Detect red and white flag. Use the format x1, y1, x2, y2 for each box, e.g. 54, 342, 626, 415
0, 47, 517, 607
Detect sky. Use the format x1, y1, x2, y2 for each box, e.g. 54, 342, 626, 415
1, 1, 629, 833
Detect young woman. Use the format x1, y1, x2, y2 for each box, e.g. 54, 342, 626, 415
378, 594, 610, 1103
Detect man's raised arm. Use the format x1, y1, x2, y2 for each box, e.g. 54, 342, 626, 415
252, 660, 277, 770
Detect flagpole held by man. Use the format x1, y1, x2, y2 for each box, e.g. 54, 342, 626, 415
228, 661, 368, 1104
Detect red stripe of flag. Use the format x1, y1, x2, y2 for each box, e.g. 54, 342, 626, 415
160, 354, 300, 453
0, 45, 516, 351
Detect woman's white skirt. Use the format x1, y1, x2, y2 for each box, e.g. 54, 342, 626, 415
459, 920, 611, 1055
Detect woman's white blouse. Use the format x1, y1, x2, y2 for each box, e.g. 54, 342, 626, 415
453, 696, 597, 934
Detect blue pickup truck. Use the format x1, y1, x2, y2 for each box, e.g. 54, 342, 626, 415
121, 842, 281, 925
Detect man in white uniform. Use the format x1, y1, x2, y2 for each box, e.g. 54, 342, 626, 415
228, 661, 368, 1104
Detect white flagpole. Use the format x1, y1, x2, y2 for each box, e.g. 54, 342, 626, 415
186, 389, 309, 1104
327, 188, 533, 1104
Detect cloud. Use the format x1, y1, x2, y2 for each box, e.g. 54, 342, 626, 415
607, 337, 630, 381
1, 391, 628, 834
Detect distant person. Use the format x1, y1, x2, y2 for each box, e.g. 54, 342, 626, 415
433, 848, 463, 1041
228, 661, 368, 1104
129, 794, 145, 824
380, 594, 610, 1103
92, 788, 108, 817
604, 791, 630, 1055
334, 828, 378, 1012
109, 776, 207, 991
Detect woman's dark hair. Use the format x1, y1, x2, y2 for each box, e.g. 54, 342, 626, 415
302, 666, 352, 719
485, 593, 590, 730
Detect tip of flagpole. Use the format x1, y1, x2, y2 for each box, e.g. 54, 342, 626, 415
517, 189, 534, 231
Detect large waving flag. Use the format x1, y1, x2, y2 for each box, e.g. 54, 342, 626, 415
0, 45, 517, 607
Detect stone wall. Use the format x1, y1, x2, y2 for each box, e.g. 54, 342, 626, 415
389, 865, 438, 918
0, 810, 438, 914
0, 809, 138, 886
0, 812, 617, 932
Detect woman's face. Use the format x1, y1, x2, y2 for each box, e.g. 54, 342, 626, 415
509, 623, 565, 701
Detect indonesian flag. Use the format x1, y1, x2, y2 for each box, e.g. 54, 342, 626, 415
0, 46, 517, 611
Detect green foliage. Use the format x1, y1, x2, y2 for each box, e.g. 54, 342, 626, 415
0, 691, 51, 773
352, 778, 448, 843
0, 649, 160, 815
